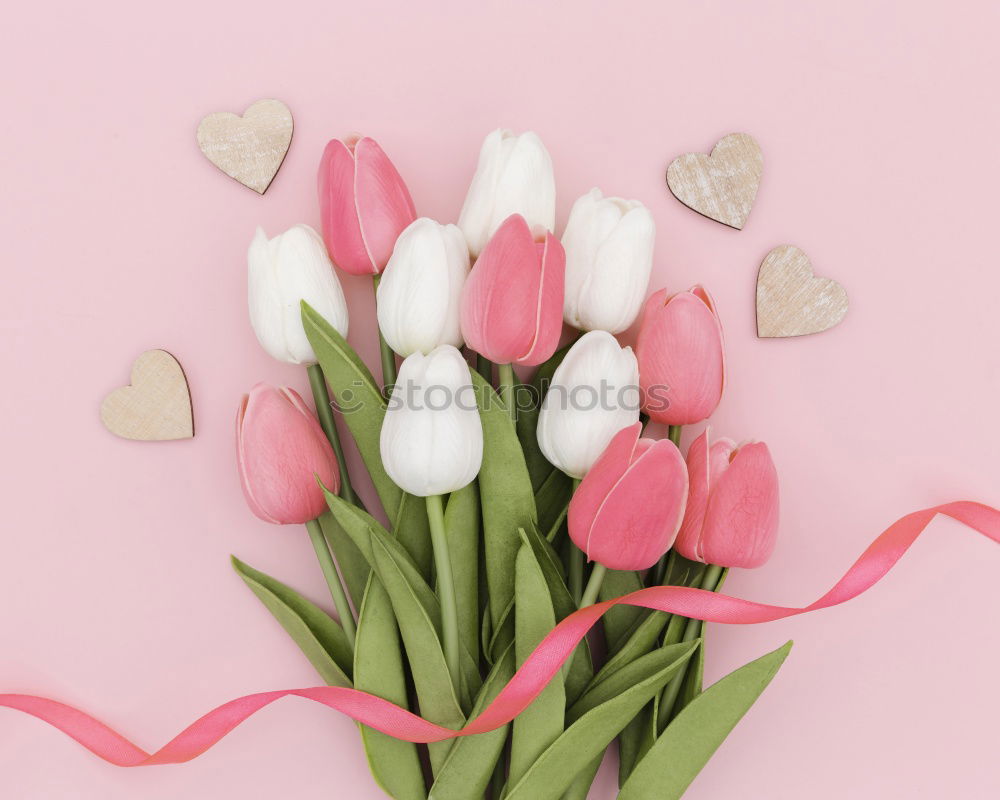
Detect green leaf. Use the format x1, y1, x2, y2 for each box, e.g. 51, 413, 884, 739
533, 468, 572, 542
318, 510, 370, 610
517, 523, 592, 705
471, 371, 537, 630
509, 539, 565, 787
599, 569, 646, 652
302, 301, 431, 578
592, 611, 671, 689
618, 641, 793, 800
428, 644, 515, 800
370, 536, 465, 774
568, 643, 696, 724
231, 556, 352, 687
503, 641, 698, 800
354, 575, 427, 800
302, 302, 397, 515
444, 481, 481, 663
562, 755, 605, 800
617, 700, 657, 786
390, 491, 433, 582
672, 623, 705, 722
325, 488, 482, 703
325, 489, 439, 616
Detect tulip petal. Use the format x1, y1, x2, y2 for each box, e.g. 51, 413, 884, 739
568, 423, 641, 554
377, 219, 468, 356
637, 289, 725, 425
575, 204, 655, 334
517, 232, 565, 366
354, 137, 417, 272
537, 331, 640, 478
585, 438, 688, 570
700, 442, 779, 568
318, 139, 376, 275
461, 215, 540, 364
237, 385, 339, 524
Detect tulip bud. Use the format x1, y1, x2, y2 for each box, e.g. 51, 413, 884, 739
674, 429, 779, 568
636, 286, 725, 426
247, 225, 349, 365
317, 135, 416, 275
460, 214, 565, 366
537, 330, 640, 479
236, 384, 340, 525
562, 188, 656, 334
376, 218, 470, 357
380, 345, 483, 497
568, 423, 688, 570
458, 129, 556, 257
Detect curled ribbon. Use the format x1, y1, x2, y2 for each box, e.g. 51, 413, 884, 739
2, 501, 998, 765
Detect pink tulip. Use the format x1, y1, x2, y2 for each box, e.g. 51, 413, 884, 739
568, 423, 688, 570
236, 384, 340, 525
636, 286, 725, 426
317, 136, 416, 275
460, 214, 565, 366
674, 429, 779, 568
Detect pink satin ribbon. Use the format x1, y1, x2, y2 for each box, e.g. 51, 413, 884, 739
2, 501, 998, 765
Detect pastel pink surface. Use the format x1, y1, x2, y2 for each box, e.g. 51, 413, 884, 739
1, 3, 999, 800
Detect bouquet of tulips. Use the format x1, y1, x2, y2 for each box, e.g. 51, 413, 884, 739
235, 130, 786, 800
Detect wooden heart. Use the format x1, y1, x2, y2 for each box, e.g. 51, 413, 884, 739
100, 350, 194, 440
666, 133, 762, 229
196, 99, 292, 194
756, 246, 849, 338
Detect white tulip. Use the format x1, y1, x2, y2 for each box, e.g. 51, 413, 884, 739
458, 129, 556, 257
537, 330, 640, 479
562, 188, 655, 334
376, 218, 471, 357
248, 224, 349, 364
380, 345, 483, 497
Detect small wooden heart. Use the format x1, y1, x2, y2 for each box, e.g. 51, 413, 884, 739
101, 350, 194, 441
666, 133, 763, 229
756, 246, 849, 338
197, 99, 293, 194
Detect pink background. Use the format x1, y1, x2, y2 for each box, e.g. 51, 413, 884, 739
2, 1, 999, 797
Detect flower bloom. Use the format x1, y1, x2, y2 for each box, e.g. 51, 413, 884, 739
562, 188, 656, 334
674, 429, 779, 568
317, 135, 416, 275
236, 384, 340, 524
537, 330, 640, 479
380, 345, 483, 497
247, 224, 349, 365
636, 286, 725, 426
569, 423, 688, 570
376, 218, 470, 357
457, 129, 556, 257
460, 214, 565, 366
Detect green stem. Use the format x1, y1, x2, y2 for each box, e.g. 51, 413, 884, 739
568, 477, 583, 603
307, 364, 357, 506
544, 501, 569, 543
579, 563, 607, 608
667, 425, 682, 447
372, 275, 397, 397
497, 362, 516, 424
651, 548, 676, 588
426, 494, 460, 686
656, 563, 724, 727
306, 518, 356, 646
